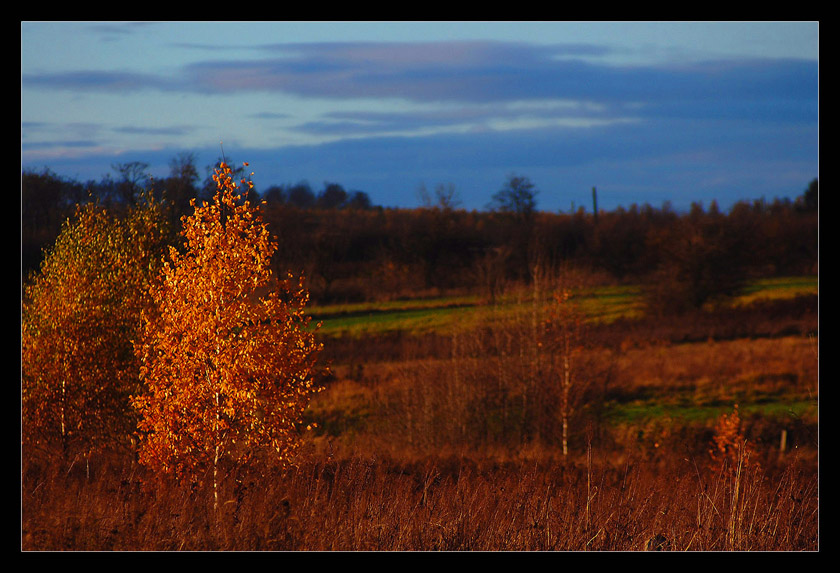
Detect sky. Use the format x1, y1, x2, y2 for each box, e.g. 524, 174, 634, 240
21, 21, 819, 213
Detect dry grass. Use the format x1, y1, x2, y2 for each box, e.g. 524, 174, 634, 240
21, 293, 819, 551
609, 335, 817, 404
21, 446, 817, 551
311, 333, 817, 458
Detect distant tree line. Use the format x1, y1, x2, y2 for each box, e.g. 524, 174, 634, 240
22, 153, 817, 312
21, 153, 377, 273
259, 188, 816, 310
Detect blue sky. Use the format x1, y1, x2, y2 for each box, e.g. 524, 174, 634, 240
21, 21, 819, 212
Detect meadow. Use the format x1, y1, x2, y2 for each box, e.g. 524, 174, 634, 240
22, 275, 818, 551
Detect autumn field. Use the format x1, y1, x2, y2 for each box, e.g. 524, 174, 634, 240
21, 166, 819, 551
22, 276, 818, 551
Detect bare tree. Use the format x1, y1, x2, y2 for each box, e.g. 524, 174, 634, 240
489, 174, 538, 219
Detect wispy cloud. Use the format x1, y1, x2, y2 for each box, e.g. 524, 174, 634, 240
112, 125, 195, 136
179, 41, 625, 102
89, 21, 158, 36
249, 111, 293, 120
23, 40, 817, 124
22, 139, 101, 150
21, 70, 181, 93
22, 120, 107, 142
291, 100, 635, 139
179, 41, 816, 116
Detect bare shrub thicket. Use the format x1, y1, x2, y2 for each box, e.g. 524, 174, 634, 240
372, 267, 614, 453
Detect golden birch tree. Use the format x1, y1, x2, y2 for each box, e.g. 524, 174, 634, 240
21, 195, 169, 457
131, 162, 321, 505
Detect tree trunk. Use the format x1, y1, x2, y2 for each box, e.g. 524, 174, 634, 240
214, 442, 220, 514
561, 324, 571, 458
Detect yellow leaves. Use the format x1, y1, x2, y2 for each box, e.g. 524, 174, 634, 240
132, 158, 321, 479
22, 198, 169, 453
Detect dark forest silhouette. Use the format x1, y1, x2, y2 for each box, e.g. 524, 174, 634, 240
22, 155, 817, 311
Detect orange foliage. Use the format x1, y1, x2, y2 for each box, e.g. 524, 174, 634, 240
709, 404, 753, 473
22, 196, 169, 455
131, 163, 322, 484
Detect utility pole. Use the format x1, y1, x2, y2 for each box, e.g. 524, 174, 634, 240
592, 187, 599, 225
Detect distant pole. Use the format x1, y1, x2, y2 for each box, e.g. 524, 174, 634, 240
592, 187, 599, 225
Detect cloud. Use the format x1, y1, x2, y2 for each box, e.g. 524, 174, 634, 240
85, 21, 160, 40
23, 40, 817, 129
250, 111, 293, 120
21, 70, 181, 93
112, 125, 195, 136
289, 100, 633, 139
177, 41, 816, 113
179, 41, 621, 101
227, 114, 815, 212
20, 108, 818, 212
21, 37, 818, 211
22, 139, 101, 150
22, 120, 108, 146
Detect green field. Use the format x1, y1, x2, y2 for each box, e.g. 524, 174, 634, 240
736, 275, 819, 304
310, 276, 817, 337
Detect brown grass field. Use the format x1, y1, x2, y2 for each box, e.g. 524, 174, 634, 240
21, 284, 818, 551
